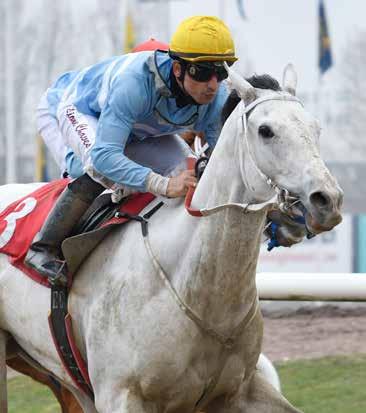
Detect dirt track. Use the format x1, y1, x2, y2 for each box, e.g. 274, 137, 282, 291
262, 305, 366, 362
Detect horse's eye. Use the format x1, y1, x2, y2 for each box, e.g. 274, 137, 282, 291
258, 125, 275, 139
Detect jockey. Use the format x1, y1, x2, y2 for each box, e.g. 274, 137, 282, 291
25, 15, 237, 285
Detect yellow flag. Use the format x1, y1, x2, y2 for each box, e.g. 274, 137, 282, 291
124, 8, 135, 53
35, 134, 48, 181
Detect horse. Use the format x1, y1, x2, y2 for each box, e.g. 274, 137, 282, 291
0, 63, 343, 412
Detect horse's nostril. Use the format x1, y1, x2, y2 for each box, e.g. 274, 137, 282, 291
309, 191, 331, 208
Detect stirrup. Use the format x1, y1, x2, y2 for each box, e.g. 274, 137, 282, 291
48, 260, 68, 287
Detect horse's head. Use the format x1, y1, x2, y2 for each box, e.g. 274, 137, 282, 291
225, 63, 343, 233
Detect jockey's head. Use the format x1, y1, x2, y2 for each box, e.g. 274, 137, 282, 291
169, 16, 237, 105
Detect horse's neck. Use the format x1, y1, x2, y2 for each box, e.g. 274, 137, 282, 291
176, 209, 265, 331
172, 125, 267, 331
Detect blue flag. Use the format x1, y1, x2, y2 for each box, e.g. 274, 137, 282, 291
318, 0, 333, 74
237, 0, 246, 20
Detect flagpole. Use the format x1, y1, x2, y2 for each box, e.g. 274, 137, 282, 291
5, 0, 16, 183
317, 0, 332, 135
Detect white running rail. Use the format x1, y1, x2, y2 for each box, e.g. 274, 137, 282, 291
257, 273, 366, 301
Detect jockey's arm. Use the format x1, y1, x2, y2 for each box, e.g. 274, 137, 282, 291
90, 75, 195, 198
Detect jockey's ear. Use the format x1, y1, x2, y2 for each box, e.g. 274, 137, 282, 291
224, 62, 256, 105
282, 63, 297, 96
172, 61, 182, 78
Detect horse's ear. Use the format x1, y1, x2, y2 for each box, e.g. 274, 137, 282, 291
224, 63, 256, 104
282, 63, 297, 96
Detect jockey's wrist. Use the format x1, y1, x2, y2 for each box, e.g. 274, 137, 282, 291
146, 171, 169, 196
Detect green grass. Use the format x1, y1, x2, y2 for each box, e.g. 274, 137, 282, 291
8, 375, 60, 413
277, 354, 366, 413
7, 354, 366, 412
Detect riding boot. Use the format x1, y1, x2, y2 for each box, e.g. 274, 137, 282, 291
25, 174, 104, 286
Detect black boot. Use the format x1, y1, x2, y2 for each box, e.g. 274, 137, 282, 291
25, 174, 104, 286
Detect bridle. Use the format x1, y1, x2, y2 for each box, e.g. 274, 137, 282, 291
239, 93, 305, 217
185, 92, 307, 220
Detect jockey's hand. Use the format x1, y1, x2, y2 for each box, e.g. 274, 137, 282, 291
167, 170, 197, 198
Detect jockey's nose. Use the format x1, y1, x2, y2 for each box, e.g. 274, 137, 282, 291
207, 74, 219, 89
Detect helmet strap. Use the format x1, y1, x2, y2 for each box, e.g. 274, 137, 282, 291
170, 62, 200, 107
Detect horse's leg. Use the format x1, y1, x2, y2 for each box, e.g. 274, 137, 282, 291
206, 370, 302, 413
256, 353, 281, 392
68, 389, 97, 413
7, 355, 82, 413
0, 330, 8, 413
58, 385, 83, 413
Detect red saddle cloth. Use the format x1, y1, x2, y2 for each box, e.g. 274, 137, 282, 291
0, 179, 69, 286
0, 179, 154, 287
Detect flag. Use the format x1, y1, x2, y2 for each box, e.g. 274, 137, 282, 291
237, 0, 246, 20
35, 135, 49, 181
318, 0, 333, 74
124, 2, 135, 53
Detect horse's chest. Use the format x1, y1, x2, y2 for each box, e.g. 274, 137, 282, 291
139, 338, 247, 408
134, 307, 262, 409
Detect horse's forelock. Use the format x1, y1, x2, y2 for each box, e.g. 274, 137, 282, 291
221, 74, 281, 126
246, 74, 281, 92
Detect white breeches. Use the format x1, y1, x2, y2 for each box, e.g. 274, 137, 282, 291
37, 94, 68, 173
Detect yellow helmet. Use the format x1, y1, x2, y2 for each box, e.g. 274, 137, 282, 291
169, 16, 238, 63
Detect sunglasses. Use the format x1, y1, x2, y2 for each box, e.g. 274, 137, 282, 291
186, 62, 230, 82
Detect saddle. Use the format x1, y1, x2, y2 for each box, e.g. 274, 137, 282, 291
0, 179, 157, 286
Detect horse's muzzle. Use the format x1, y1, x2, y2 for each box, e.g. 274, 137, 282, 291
304, 187, 344, 233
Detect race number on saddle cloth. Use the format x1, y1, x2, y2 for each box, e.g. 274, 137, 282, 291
0, 180, 69, 286
0, 180, 155, 287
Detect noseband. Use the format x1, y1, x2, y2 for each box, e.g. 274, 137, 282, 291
238, 93, 316, 243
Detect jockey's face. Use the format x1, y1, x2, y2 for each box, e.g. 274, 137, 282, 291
173, 61, 219, 105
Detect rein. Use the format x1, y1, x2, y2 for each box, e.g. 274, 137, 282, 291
124, 200, 259, 350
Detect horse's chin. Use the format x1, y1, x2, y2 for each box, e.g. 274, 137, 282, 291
305, 211, 343, 235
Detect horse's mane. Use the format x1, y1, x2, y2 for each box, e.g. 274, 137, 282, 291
221, 74, 281, 125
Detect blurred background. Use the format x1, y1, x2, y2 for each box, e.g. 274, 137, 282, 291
1, 0, 365, 272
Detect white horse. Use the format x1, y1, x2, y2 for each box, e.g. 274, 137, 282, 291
0, 64, 342, 413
